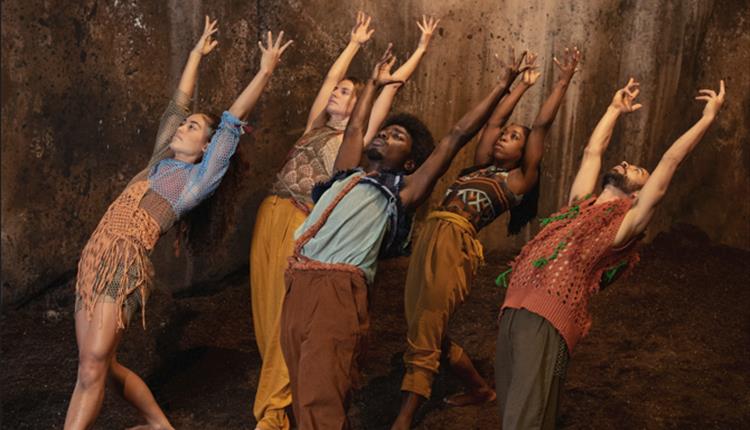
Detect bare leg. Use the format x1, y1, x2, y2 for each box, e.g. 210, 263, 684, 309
108, 359, 173, 430
391, 391, 426, 430
443, 349, 496, 407
64, 301, 123, 430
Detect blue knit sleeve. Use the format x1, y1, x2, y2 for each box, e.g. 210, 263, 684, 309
173, 111, 246, 216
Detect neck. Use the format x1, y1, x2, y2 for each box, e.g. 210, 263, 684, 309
173, 152, 199, 164
364, 158, 383, 174
328, 113, 349, 126
493, 158, 518, 170
596, 185, 630, 204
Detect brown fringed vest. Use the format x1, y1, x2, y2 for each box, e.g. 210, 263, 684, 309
502, 195, 640, 352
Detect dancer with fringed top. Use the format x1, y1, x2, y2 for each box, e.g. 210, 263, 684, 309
65, 18, 292, 430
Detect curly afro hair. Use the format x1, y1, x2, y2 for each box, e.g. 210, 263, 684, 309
382, 113, 435, 169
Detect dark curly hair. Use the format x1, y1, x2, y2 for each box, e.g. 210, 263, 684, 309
382, 113, 435, 169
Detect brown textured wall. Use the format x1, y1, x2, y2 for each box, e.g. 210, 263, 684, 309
2, 0, 749, 306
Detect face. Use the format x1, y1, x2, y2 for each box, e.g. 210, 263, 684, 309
169, 114, 212, 160
493, 124, 527, 163
364, 124, 415, 172
603, 161, 650, 194
325, 79, 358, 118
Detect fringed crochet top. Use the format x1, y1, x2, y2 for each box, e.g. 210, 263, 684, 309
501, 195, 640, 353
76, 90, 245, 328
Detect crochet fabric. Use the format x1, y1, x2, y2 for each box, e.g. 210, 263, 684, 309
502, 195, 640, 352
271, 119, 347, 206
76, 181, 161, 328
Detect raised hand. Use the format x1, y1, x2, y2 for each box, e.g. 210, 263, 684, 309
371, 43, 402, 87
192, 16, 219, 56
553, 46, 581, 82
610, 78, 643, 113
258, 31, 293, 74
696, 80, 726, 119
498, 47, 534, 82
521, 52, 541, 86
351, 11, 375, 45
416, 15, 440, 50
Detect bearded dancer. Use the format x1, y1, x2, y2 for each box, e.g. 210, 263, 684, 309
495, 78, 726, 429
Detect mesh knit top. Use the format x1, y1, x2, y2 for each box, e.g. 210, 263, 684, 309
439, 165, 523, 232
270, 118, 348, 206
129, 90, 245, 232
501, 196, 640, 352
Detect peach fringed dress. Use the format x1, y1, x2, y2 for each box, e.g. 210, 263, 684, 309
75, 90, 245, 329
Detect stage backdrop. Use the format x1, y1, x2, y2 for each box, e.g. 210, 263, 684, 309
2, 0, 748, 306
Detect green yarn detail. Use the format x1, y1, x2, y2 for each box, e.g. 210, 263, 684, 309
495, 267, 513, 288
538, 193, 592, 227
532, 239, 568, 268
601, 259, 628, 287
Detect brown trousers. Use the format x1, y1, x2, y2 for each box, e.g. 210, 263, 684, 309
280, 265, 369, 430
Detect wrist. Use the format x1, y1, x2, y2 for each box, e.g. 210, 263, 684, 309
606, 105, 622, 116
701, 112, 717, 122
555, 77, 571, 88
189, 49, 203, 58
258, 67, 273, 76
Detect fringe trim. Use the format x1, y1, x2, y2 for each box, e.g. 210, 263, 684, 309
75, 181, 160, 330
285, 257, 365, 282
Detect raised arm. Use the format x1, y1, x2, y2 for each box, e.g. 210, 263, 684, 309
305, 11, 374, 133
614, 80, 726, 246
150, 16, 218, 164
176, 32, 293, 213
568, 78, 642, 204
508, 47, 580, 194
400, 52, 530, 208
333, 45, 399, 172
364, 16, 440, 144
474, 52, 540, 165
228, 31, 292, 119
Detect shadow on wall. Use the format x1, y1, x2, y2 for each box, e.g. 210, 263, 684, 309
2, 0, 748, 306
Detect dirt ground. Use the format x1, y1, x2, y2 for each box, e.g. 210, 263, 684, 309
2, 224, 749, 429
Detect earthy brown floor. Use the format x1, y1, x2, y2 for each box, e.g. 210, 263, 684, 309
2, 224, 749, 429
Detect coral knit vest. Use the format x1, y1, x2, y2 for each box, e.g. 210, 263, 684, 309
502, 195, 640, 353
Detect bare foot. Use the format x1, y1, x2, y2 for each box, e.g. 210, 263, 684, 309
443, 388, 496, 407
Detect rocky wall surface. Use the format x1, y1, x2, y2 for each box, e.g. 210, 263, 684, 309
2, 0, 748, 305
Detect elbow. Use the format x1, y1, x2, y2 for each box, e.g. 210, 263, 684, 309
582, 146, 603, 158
448, 126, 467, 145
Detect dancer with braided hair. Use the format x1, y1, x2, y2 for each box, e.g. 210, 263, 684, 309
392, 46, 581, 430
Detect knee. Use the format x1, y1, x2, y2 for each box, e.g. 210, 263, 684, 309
77, 352, 110, 389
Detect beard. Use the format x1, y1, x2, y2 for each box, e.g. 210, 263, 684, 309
602, 171, 640, 194
364, 145, 384, 161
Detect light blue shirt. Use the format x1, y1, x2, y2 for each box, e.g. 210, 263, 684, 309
148, 111, 244, 218
295, 171, 390, 284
